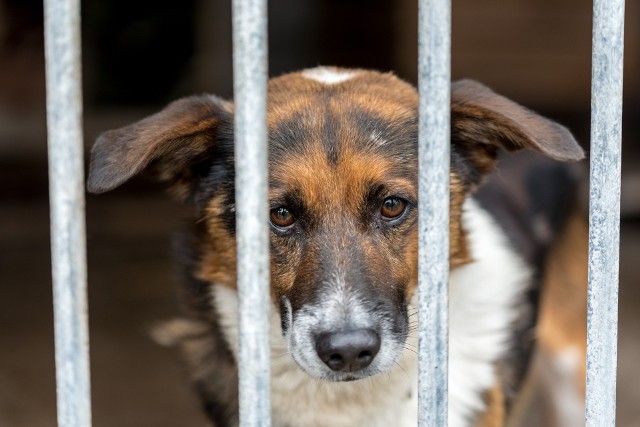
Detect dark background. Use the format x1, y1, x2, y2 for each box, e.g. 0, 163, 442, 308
1, 0, 639, 425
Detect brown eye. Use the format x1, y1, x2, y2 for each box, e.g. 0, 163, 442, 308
270, 206, 295, 228
381, 197, 407, 220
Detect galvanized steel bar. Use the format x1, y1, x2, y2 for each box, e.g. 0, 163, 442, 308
586, 0, 625, 425
232, 0, 271, 426
417, 0, 451, 425
43, 0, 91, 425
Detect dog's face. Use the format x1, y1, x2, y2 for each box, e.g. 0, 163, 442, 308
87, 67, 583, 382
264, 70, 422, 381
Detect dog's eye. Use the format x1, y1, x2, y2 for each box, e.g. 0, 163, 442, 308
270, 206, 295, 228
380, 197, 407, 220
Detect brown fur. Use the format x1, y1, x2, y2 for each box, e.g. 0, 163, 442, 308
198, 195, 238, 289
502, 211, 588, 427
476, 381, 507, 427
537, 213, 589, 361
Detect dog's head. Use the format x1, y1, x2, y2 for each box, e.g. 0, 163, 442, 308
88, 67, 583, 382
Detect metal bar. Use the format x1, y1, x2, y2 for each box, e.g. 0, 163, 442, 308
586, 0, 625, 425
417, 0, 451, 425
43, 0, 91, 425
232, 0, 271, 426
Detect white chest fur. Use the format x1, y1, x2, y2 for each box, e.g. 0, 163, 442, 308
212, 198, 530, 427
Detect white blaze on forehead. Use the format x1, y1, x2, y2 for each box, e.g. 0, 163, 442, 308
369, 130, 388, 146
302, 67, 358, 84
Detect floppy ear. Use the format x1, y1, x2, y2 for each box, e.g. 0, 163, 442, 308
450, 79, 584, 183
87, 95, 233, 199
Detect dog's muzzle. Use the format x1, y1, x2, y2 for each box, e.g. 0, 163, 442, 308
283, 292, 408, 381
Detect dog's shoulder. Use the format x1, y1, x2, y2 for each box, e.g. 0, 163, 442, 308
474, 150, 582, 268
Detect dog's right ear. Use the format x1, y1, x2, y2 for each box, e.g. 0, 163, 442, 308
87, 95, 233, 199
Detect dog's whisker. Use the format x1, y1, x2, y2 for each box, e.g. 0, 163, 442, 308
403, 346, 418, 356
392, 360, 411, 380
271, 351, 292, 359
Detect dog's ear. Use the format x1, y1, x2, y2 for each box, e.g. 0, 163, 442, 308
450, 80, 584, 183
87, 95, 233, 199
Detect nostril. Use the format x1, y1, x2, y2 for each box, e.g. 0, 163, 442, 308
316, 329, 381, 372
329, 354, 343, 363
327, 353, 345, 370
358, 351, 372, 362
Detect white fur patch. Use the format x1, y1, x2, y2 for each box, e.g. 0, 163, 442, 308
211, 198, 531, 427
447, 198, 531, 426
285, 269, 405, 382
369, 130, 388, 146
213, 284, 418, 427
301, 67, 358, 84
541, 347, 585, 427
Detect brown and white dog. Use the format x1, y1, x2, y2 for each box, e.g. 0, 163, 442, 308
87, 67, 588, 427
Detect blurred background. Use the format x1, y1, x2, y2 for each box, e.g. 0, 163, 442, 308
1, 0, 639, 425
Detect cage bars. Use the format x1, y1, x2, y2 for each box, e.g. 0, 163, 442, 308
42, 0, 627, 425
585, 0, 625, 425
417, 0, 452, 425
43, 0, 92, 426
231, 0, 272, 426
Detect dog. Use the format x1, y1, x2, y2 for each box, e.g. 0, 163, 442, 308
87, 67, 588, 427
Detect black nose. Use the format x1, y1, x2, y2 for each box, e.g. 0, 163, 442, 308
315, 329, 381, 372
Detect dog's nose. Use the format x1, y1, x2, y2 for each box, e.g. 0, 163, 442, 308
315, 329, 381, 372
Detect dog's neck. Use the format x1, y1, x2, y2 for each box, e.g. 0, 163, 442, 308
212, 198, 530, 427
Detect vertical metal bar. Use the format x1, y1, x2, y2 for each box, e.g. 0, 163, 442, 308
417, 0, 451, 425
43, 0, 91, 426
232, 0, 271, 426
586, 0, 625, 425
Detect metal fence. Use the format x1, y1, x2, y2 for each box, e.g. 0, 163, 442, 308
43, 0, 625, 426
586, 1, 625, 426
44, 0, 90, 425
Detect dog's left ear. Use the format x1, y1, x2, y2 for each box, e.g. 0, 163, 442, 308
451, 79, 584, 182
87, 95, 233, 200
